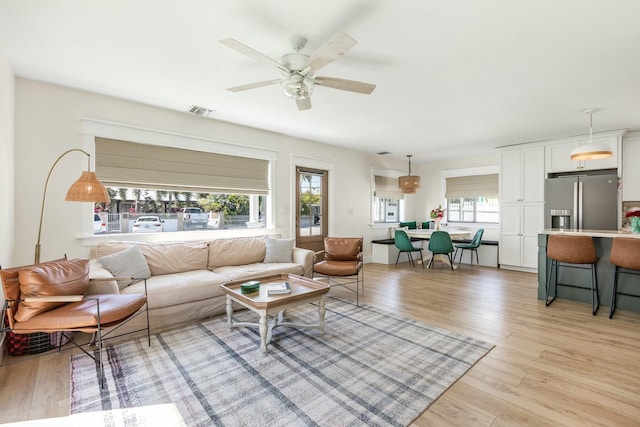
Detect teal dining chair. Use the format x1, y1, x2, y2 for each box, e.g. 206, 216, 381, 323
454, 229, 484, 267
394, 229, 424, 269
427, 231, 455, 270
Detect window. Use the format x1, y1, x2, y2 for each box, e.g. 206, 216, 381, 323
446, 197, 499, 223
93, 138, 270, 234
373, 175, 403, 223
95, 188, 267, 234
445, 173, 499, 224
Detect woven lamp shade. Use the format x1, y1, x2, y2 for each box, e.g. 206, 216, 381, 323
65, 171, 111, 202
399, 175, 420, 194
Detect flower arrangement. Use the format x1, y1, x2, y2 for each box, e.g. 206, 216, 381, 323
430, 205, 446, 220
625, 208, 640, 218
627, 208, 640, 233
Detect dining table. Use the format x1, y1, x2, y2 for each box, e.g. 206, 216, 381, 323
405, 228, 471, 268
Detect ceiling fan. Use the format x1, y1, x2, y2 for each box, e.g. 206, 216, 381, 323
220, 32, 376, 111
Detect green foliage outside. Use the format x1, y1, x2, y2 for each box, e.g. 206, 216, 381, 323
199, 194, 249, 216
300, 191, 320, 215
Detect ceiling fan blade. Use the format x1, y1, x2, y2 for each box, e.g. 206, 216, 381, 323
296, 97, 312, 111
220, 38, 290, 74
301, 32, 357, 75
226, 79, 280, 92
314, 77, 376, 94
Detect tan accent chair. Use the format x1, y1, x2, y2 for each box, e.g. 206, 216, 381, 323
1, 257, 149, 388
609, 237, 640, 319
312, 237, 363, 306
545, 235, 599, 315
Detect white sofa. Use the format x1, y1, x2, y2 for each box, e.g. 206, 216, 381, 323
88, 236, 314, 332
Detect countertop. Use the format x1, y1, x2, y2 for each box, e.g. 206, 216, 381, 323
541, 229, 640, 238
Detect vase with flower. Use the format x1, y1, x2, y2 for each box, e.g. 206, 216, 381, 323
626, 209, 640, 233
430, 205, 446, 230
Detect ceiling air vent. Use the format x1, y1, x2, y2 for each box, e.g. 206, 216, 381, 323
187, 105, 214, 117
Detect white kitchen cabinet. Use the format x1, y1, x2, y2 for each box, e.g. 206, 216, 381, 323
499, 202, 544, 270
622, 134, 640, 201
500, 145, 545, 203
545, 131, 623, 174
500, 145, 544, 270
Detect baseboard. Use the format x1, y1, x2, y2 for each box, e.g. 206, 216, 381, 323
500, 265, 537, 274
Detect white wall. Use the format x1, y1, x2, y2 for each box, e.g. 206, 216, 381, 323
12, 78, 412, 265
0, 43, 14, 269
413, 154, 501, 238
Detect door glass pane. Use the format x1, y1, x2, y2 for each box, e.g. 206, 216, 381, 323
299, 173, 323, 236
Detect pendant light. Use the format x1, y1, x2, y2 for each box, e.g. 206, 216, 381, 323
399, 155, 420, 194
570, 109, 613, 161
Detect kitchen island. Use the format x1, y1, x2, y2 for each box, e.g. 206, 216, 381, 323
538, 229, 640, 313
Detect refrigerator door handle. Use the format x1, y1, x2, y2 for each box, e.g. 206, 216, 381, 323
573, 182, 579, 229
578, 181, 584, 230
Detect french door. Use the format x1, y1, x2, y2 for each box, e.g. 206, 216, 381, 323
296, 167, 328, 254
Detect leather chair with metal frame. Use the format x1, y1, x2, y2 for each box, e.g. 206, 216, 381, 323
545, 234, 599, 315
0, 257, 150, 388
312, 237, 363, 306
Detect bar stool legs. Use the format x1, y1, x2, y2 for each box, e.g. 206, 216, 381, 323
608, 237, 640, 319
544, 235, 599, 316
545, 258, 599, 315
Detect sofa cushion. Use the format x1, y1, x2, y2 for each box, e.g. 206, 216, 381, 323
95, 241, 138, 258
14, 258, 90, 322
122, 270, 228, 309
98, 245, 151, 290
264, 237, 294, 263
214, 262, 304, 282
207, 236, 266, 269
141, 242, 209, 275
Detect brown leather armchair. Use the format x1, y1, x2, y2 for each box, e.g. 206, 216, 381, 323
1, 257, 149, 388
312, 237, 363, 305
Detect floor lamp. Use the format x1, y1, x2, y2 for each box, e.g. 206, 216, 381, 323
34, 149, 111, 264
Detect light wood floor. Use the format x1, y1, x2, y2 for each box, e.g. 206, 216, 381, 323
1, 262, 640, 426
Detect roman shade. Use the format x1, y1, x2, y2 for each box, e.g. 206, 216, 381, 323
374, 176, 404, 200
445, 174, 499, 199
95, 138, 269, 195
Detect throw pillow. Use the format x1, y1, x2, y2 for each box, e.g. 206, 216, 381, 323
98, 245, 151, 291
264, 237, 294, 263
14, 258, 90, 322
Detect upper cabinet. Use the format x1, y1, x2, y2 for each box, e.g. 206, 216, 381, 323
500, 145, 545, 203
545, 131, 625, 174
622, 133, 640, 201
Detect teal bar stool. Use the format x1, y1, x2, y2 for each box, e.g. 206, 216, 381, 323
609, 237, 640, 319
545, 235, 600, 315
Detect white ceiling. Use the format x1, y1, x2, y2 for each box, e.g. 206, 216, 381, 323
2, 0, 640, 162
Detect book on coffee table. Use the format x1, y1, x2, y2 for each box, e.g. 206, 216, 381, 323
266, 282, 291, 295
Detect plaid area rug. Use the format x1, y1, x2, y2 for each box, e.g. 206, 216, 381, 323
70, 298, 493, 426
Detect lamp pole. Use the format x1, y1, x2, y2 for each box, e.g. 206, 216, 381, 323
34, 149, 92, 264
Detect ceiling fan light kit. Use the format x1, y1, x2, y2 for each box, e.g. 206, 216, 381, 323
570, 109, 613, 161
220, 32, 376, 111
399, 155, 420, 194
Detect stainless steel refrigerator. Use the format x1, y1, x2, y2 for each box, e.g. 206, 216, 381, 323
544, 173, 618, 230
